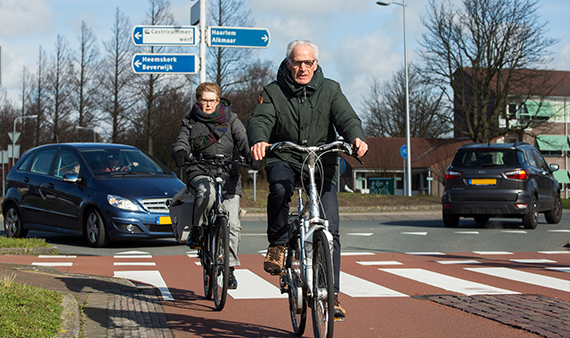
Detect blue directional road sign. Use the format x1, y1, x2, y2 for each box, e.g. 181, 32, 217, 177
208, 26, 270, 48
132, 26, 197, 46
400, 145, 407, 159
131, 54, 198, 74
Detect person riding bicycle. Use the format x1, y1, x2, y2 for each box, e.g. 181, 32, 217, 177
247, 40, 368, 319
173, 82, 252, 290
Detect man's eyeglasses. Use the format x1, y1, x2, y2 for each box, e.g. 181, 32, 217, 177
199, 99, 219, 105
289, 59, 316, 68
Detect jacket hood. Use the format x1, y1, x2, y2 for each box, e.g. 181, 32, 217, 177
276, 59, 324, 99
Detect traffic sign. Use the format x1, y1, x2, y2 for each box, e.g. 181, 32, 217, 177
132, 26, 198, 46
400, 145, 407, 159
131, 54, 199, 74
8, 132, 20, 144
208, 26, 270, 48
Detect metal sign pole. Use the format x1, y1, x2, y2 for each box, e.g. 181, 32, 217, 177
199, 0, 206, 83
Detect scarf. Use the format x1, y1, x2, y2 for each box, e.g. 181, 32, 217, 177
189, 101, 231, 151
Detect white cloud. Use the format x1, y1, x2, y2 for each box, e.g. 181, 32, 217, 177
0, 0, 53, 37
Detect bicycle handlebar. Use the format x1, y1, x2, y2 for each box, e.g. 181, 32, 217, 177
268, 140, 364, 164
185, 154, 251, 168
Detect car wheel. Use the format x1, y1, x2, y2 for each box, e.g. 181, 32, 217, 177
443, 212, 459, 228
474, 216, 489, 224
522, 195, 538, 229
85, 209, 110, 248
3, 204, 28, 238
545, 194, 562, 224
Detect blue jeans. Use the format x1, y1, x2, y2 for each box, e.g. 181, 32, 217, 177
266, 161, 341, 294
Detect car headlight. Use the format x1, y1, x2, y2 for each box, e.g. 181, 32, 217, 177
107, 194, 139, 211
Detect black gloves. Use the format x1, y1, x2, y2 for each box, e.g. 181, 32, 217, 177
173, 150, 187, 167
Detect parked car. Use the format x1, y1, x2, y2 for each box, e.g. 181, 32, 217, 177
442, 142, 562, 229
2, 143, 185, 247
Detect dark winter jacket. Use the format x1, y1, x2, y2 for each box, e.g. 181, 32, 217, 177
247, 59, 366, 182
172, 99, 251, 196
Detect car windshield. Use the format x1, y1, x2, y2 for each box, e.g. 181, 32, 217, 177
80, 148, 168, 176
452, 149, 521, 168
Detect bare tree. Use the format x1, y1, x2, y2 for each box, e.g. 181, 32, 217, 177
226, 60, 275, 125
100, 7, 136, 143
72, 21, 101, 142
419, 0, 558, 143
207, 0, 254, 92
363, 64, 449, 138
27, 47, 49, 146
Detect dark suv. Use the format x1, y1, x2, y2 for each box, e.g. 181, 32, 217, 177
442, 142, 562, 229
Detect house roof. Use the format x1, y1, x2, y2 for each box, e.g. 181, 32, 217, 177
342, 137, 467, 170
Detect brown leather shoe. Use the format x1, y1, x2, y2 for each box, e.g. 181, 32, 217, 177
264, 245, 286, 274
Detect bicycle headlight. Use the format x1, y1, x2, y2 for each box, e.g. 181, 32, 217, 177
107, 194, 139, 211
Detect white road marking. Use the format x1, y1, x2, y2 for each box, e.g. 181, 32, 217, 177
227, 269, 287, 299
114, 251, 151, 255
113, 255, 153, 259
509, 259, 557, 264
114, 270, 173, 301
346, 233, 373, 236
401, 232, 427, 236
341, 252, 375, 256
113, 262, 156, 266
380, 268, 518, 295
473, 251, 513, 255
547, 267, 570, 273
340, 272, 407, 298
37, 255, 76, 258
501, 230, 527, 234
357, 261, 403, 266
437, 260, 481, 265
466, 267, 570, 293
547, 229, 570, 233
454, 231, 479, 234
32, 262, 73, 267
539, 251, 570, 254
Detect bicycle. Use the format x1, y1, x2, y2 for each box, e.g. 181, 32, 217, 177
186, 154, 249, 311
269, 139, 360, 338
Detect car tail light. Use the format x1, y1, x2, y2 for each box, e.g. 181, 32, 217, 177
445, 170, 462, 180
504, 169, 529, 180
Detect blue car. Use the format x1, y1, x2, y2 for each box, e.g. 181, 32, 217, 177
2, 143, 185, 247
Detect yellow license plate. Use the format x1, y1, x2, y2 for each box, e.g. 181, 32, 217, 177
156, 216, 172, 225
469, 178, 496, 185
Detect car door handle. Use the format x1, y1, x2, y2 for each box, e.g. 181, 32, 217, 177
23, 177, 30, 183
47, 183, 54, 189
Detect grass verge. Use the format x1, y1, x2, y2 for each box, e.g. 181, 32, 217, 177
0, 275, 62, 338
0, 236, 53, 249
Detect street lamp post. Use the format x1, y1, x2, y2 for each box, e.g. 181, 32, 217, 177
377, 0, 412, 196
76, 126, 96, 142
12, 115, 38, 167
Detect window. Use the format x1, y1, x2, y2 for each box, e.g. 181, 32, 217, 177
30, 149, 57, 175
54, 150, 80, 178
524, 149, 538, 168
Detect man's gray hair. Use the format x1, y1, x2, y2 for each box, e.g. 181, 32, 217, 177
286, 40, 319, 60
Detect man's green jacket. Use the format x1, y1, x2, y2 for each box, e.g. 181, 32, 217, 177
247, 59, 365, 182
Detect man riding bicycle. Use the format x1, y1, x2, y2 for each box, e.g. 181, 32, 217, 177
173, 82, 252, 290
247, 40, 368, 319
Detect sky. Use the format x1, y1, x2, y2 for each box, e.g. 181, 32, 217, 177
0, 0, 569, 116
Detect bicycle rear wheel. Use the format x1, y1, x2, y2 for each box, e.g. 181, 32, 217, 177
286, 233, 306, 336
202, 252, 213, 300
212, 217, 230, 311
311, 230, 334, 338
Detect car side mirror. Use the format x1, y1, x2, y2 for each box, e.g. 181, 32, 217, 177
62, 172, 81, 183
550, 163, 559, 172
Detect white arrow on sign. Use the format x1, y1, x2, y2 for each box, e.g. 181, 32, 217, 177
262, 35, 269, 42
134, 60, 142, 68
134, 31, 142, 40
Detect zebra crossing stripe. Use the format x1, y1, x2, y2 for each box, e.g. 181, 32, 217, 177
228, 269, 287, 299
114, 270, 173, 301
340, 272, 407, 298
465, 267, 570, 293
380, 268, 519, 296
32, 262, 73, 267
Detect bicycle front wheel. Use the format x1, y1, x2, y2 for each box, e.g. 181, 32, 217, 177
311, 230, 335, 338
286, 233, 306, 336
212, 217, 230, 311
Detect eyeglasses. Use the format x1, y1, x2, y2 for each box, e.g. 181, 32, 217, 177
289, 59, 316, 68
199, 99, 219, 105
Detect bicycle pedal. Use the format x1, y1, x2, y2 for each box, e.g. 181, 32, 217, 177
334, 316, 345, 322
271, 271, 285, 276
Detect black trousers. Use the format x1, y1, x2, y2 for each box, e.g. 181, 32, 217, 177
266, 161, 341, 294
